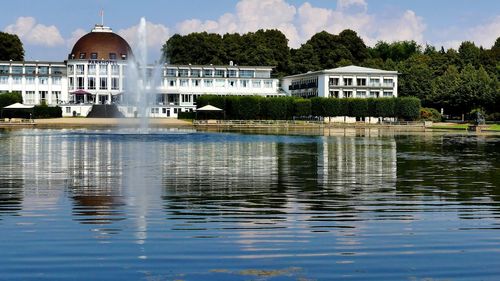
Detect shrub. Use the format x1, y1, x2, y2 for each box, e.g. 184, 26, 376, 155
420, 107, 442, 122
177, 111, 195, 119
33, 105, 62, 118
294, 99, 311, 117
0, 91, 22, 108
349, 98, 368, 118
375, 98, 395, 117
311, 97, 326, 117
261, 97, 288, 120
396, 97, 421, 120
324, 98, 340, 117
238, 96, 261, 119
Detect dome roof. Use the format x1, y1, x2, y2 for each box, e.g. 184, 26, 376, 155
69, 25, 132, 60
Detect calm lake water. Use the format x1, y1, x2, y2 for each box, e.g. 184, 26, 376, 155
0, 128, 499, 281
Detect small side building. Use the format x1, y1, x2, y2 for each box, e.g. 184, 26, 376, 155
281, 65, 398, 99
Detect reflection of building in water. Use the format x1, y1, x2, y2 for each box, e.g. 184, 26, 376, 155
317, 135, 397, 189
16, 131, 126, 225
161, 141, 279, 191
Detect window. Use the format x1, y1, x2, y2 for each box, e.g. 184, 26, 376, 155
229, 80, 236, 87
193, 79, 201, 87
383, 78, 393, 86
383, 91, 393, 97
25, 91, 36, 104
162, 108, 167, 114
356, 78, 366, 86
331, 90, 340, 98
66, 107, 71, 114
13, 77, 22, 84
91, 53, 98, 59
369, 91, 378, 97
52, 67, 64, 75
252, 80, 261, 88
240, 79, 249, 88
214, 69, 224, 77
369, 78, 380, 86
203, 69, 213, 77
68, 77, 74, 88
0, 76, 8, 84
239, 70, 254, 78
111, 65, 119, 75
38, 66, 49, 75
166, 68, 176, 76
178, 69, 189, 77
168, 79, 176, 87
67, 65, 74, 75
264, 80, 273, 88
0, 65, 9, 74
77, 77, 84, 89
88, 64, 96, 75
79, 53, 86, 59
76, 65, 84, 75
356, 91, 366, 97
203, 79, 213, 87
343, 91, 353, 98
39, 77, 48, 85
52, 91, 60, 104
329, 78, 339, 86
255, 70, 270, 78
213, 79, 224, 87
180, 79, 188, 87
343, 78, 353, 86
12, 66, 23, 74
26, 66, 36, 75
120, 53, 127, 60
111, 78, 119, 90
109, 53, 117, 60
99, 77, 107, 90
88, 77, 96, 89
39, 91, 47, 104
228, 69, 237, 77
99, 65, 107, 75
191, 69, 201, 77
181, 94, 192, 103
26, 77, 35, 84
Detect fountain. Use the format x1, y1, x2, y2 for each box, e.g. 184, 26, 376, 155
124, 17, 164, 130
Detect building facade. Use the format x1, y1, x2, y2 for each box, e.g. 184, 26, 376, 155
281, 65, 398, 99
1, 23, 399, 119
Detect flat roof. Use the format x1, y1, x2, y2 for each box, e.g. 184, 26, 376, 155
0, 60, 66, 65
284, 65, 398, 79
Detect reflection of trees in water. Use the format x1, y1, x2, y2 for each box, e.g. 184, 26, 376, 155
395, 134, 500, 220
396, 134, 500, 199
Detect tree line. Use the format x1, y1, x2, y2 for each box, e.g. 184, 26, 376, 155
194, 95, 420, 121
163, 30, 499, 119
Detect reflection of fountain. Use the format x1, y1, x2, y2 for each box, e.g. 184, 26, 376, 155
124, 17, 163, 130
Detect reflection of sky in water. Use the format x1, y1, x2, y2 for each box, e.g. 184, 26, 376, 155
0, 129, 499, 280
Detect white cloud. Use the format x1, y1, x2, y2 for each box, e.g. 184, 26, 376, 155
66, 28, 87, 48
465, 16, 500, 48
337, 0, 367, 12
4, 16, 64, 47
176, 0, 301, 47
118, 20, 170, 50
173, 0, 426, 48
371, 10, 426, 45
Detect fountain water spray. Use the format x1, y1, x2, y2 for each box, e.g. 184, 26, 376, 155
125, 17, 164, 130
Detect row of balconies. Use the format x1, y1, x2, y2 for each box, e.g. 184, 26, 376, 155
288, 82, 318, 90
329, 82, 395, 88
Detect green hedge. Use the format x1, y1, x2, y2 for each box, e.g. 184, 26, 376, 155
396, 97, 421, 120
195, 95, 421, 120
0, 91, 22, 108
33, 105, 62, 118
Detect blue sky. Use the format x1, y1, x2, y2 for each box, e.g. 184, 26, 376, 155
2, 0, 499, 62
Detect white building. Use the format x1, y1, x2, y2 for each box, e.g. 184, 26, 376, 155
1, 24, 281, 118
281, 65, 398, 99
0, 61, 68, 105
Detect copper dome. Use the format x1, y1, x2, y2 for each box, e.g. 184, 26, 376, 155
69, 25, 132, 60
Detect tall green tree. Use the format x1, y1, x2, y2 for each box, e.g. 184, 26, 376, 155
0, 32, 24, 61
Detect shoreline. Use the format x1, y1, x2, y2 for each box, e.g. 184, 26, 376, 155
1, 118, 498, 134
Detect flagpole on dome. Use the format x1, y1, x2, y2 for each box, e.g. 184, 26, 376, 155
100, 9, 104, 26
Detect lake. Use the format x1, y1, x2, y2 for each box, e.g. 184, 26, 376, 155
0, 128, 499, 280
